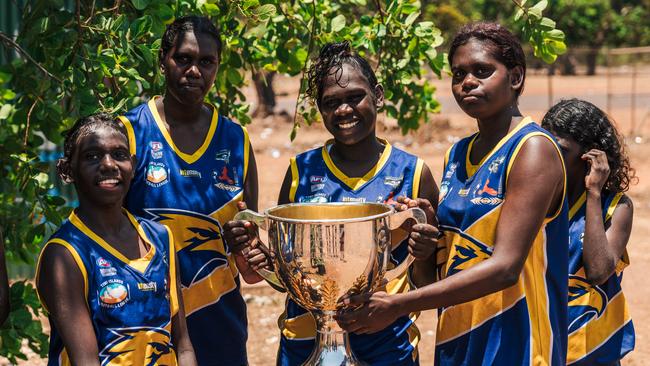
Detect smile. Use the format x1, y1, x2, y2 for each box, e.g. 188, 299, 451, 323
97, 178, 120, 188
338, 120, 359, 130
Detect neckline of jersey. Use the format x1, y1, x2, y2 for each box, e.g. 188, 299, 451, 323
147, 96, 219, 164
465, 116, 533, 179
69, 209, 156, 274
321, 138, 393, 191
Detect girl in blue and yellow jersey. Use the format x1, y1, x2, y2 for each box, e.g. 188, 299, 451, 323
120, 16, 262, 366
542, 99, 635, 365
226, 41, 440, 365
36, 113, 196, 366
339, 22, 570, 366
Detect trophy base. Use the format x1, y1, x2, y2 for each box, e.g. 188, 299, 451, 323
303, 311, 367, 366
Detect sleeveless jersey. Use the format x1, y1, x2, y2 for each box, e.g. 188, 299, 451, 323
435, 118, 569, 365
121, 98, 250, 365
36, 210, 178, 366
278, 139, 423, 366
566, 191, 635, 365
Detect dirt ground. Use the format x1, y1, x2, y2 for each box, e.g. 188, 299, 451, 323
4, 70, 650, 365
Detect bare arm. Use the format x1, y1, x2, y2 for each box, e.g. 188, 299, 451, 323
337, 136, 564, 333
170, 253, 197, 366
408, 162, 440, 288
37, 244, 100, 366
0, 230, 9, 326
234, 143, 264, 283
583, 194, 633, 285
277, 166, 292, 205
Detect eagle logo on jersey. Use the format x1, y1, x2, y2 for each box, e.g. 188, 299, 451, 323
145, 208, 230, 288
445, 231, 493, 276
99, 326, 174, 366
568, 275, 608, 333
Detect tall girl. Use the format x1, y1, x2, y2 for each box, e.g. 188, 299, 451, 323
338, 22, 570, 365
36, 113, 196, 365
120, 16, 260, 365
542, 99, 635, 365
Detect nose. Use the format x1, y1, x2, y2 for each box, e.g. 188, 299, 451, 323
186, 63, 201, 78
462, 73, 479, 92
334, 103, 353, 116
99, 154, 118, 172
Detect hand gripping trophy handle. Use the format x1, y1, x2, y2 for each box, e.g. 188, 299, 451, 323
233, 209, 283, 288
384, 207, 428, 282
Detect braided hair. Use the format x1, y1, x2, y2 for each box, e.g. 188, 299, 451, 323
541, 99, 636, 193
305, 41, 379, 106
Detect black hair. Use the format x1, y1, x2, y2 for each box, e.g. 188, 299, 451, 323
541, 98, 636, 193
61, 113, 128, 161
448, 22, 527, 97
160, 15, 222, 62
305, 41, 379, 106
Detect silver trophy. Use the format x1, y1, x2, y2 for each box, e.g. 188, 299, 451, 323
235, 202, 426, 366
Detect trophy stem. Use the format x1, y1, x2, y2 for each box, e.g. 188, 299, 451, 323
303, 311, 366, 366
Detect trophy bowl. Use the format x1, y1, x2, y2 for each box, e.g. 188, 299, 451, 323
235, 202, 426, 366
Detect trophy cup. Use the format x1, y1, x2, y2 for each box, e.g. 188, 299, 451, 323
235, 202, 426, 366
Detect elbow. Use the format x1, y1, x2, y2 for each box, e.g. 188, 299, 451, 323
584, 265, 616, 286
493, 263, 521, 289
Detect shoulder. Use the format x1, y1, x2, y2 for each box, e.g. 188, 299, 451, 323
120, 101, 152, 128
295, 145, 324, 162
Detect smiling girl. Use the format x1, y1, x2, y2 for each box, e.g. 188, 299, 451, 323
36, 113, 196, 365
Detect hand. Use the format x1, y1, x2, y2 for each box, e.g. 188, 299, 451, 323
582, 149, 610, 193
395, 196, 437, 226
223, 202, 272, 271
395, 196, 440, 260
335, 292, 403, 334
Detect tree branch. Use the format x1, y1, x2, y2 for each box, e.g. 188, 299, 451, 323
23, 98, 38, 148
0, 32, 62, 83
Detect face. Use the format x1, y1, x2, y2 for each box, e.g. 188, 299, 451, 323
319, 63, 384, 146
553, 133, 587, 177
450, 38, 523, 120
64, 127, 135, 208
161, 31, 220, 106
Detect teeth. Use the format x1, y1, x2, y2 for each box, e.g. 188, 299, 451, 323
339, 121, 359, 129
99, 179, 119, 185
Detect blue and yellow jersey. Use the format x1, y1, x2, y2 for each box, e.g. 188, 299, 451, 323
36, 210, 178, 366
120, 98, 250, 365
278, 139, 424, 366
566, 191, 634, 365
435, 118, 569, 366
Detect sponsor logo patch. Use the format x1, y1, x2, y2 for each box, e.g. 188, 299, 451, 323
470, 197, 503, 205
213, 166, 240, 191
150, 141, 163, 159
383, 176, 403, 188
146, 162, 169, 187
179, 169, 202, 178
97, 257, 112, 267
215, 149, 231, 163
309, 175, 326, 184
298, 193, 329, 203
342, 197, 366, 202
100, 267, 117, 277
99, 279, 129, 308
137, 281, 157, 292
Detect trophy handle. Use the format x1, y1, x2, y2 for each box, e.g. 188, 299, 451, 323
384, 207, 427, 282
233, 209, 283, 288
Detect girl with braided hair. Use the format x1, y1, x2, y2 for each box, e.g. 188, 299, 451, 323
542, 99, 635, 365
226, 41, 440, 365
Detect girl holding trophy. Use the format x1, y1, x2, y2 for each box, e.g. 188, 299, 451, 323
225, 41, 440, 365
337, 22, 570, 366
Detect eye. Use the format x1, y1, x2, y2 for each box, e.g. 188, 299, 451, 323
452, 69, 465, 80
323, 99, 338, 110
85, 151, 101, 161
475, 67, 493, 78
174, 55, 191, 64
112, 150, 130, 160
200, 58, 214, 66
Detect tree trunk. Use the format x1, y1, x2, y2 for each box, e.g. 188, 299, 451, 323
585, 48, 599, 76
252, 71, 276, 118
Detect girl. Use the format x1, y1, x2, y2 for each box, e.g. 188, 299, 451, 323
36, 113, 196, 365
542, 99, 635, 365
120, 16, 260, 365
226, 41, 440, 365
337, 22, 570, 366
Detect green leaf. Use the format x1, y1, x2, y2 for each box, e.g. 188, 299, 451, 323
131, 0, 150, 11
331, 14, 346, 33
545, 29, 565, 41
226, 69, 243, 85
514, 8, 524, 22
253, 4, 276, 21
539, 17, 555, 30
404, 12, 420, 27
0, 104, 13, 120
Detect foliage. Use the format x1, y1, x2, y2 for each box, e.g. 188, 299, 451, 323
0, 0, 563, 360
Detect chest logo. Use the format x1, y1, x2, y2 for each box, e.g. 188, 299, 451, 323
99, 279, 129, 308
383, 176, 403, 188
213, 166, 240, 192
150, 141, 163, 159
100, 326, 173, 366
476, 178, 498, 196
146, 163, 169, 187
445, 162, 458, 179
298, 194, 329, 203
215, 149, 231, 163
488, 156, 506, 173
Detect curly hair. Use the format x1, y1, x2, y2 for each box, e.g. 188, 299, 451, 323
305, 41, 379, 106
160, 15, 222, 62
541, 98, 636, 193
448, 22, 526, 97
61, 113, 128, 161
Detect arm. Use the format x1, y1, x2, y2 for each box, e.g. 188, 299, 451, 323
581, 149, 633, 285
277, 166, 292, 205
233, 142, 264, 284
37, 244, 100, 366
0, 230, 9, 325
407, 163, 440, 288
171, 253, 197, 366
337, 136, 564, 334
